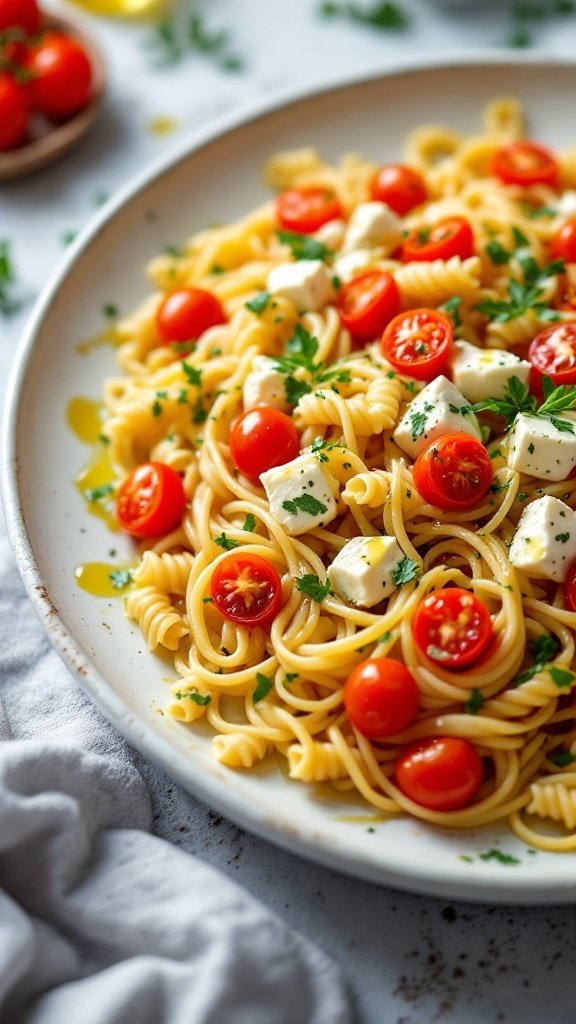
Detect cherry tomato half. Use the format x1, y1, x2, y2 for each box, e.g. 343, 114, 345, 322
395, 737, 483, 812
370, 163, 427, 216
338, 270, 400, 342
156, 287, 226, 349
413, 432, 493, 512
275, 187, 343, 234
380, 307, 453, 381
344, 657, 420, 739
528, 322, 576, 392
412, 587, 493, 670
0, 0, 40, 34
550, 217, 576, 263
210, 552, 283, 629
116, 462, 187, 539
564, 558, 576, 613
24, 31, 93, 121
491, 141, 559, 188
0, 72, 28, 151
229, 407, 300, 480
401, 216, 475, 263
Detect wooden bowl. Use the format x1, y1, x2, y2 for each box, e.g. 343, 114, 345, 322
0, 12, 106, 182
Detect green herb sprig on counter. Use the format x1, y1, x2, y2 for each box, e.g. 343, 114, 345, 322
143, 12, 243, 72
318, 1, 409, 31
0, 241, 21, 316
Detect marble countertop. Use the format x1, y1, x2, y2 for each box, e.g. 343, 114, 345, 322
2, 2, 576, 1021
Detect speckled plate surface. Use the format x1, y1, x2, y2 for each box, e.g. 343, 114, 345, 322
4, 54, 576, 903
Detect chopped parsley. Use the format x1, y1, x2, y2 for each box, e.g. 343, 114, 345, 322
318, 0, 409, 30
253, 672, 274, 703
152, 399, 163, 417
391, 556, 420, 587
514, 631, 561, 685
465, 688, 485, 715
378, 630, 394, 644
245, 290, 271, 314
476, 249, 564, 324
202, 596, 213, 604
473, 375, 576, 433
273, 324, 351, 405
214, 532, 239, 551
143, 12, 243, 72
103, 303, 119, 319
282, 494, 328, 516
0, 240, 21, 316
550, 749, 576, 767
284, 672, 299, 683
439, 296, 462, 328
84, 483, 114, 503
242, 513, 256, 533
295, 574, 331, 602
408, 403, 433, 441
478, 849, 521, 866
108, 569, 133, 590
276, 229, 334, 262
192, 399, 207, 424
174, 688, 211, 706
182, 361, 202, 387
548, 666, 575, 689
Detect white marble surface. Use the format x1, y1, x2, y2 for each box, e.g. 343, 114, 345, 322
2, 2, 576, 1022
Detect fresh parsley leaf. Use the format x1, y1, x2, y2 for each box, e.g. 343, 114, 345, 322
253, 672, 274, 703
525, 204, 557, 220
295, 574, 330, 602
439, 296, 462, 328
282, 494, 328, 516
103, 303, 119, 319
192, 399, 207, 424
465, 688, 485, 715
245, 291, 271, 314
84, 483, 114, 503
472, 375, 536, 426
152, 399, 163, 417
409, 409, 430, 441
0, 240, 21, 316
550, 749, 576, 767
242, 513, 256, 533
284, 672, 299, 683
478, 849, 521, 866
276, 229, 333, 262
530, 633, 561, 665
549, 666, 575, 688
174, 688, 211, 706
285, 375, 312, 405
144, 12, 243, 72
182, 362, 202, 387
378, 630, 394, 644
108, 569, 133, 590
319, 1, 408, 30
485, 240, 512, 265
275, 324, 319, 373
214, 532, 239, 550
391, 556, 420, 587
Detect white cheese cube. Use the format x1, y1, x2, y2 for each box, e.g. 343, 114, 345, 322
334, 248, 380, 283
314, 218, 345, 250
450, 340, 531, 403
328, 535, 404, 607
267, 260, 333, 313
393, 376, 483, 460
260, 453, 338, 536
555, 190, 576, 220
242, 356, 290, 412
507, 414, 576, 481
509, 496, 576, 582
342, 201, 402, 255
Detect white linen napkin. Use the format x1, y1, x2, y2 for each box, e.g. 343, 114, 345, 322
0, 535, 351, 1024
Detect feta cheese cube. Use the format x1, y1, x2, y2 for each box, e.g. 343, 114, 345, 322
242, 355, 290, 412
328, 534, 404, 607
334, 248, 380, 283
267, 260, 333, 313
509, 496, 576, 582
393, 376, 483, 460
314, 218, 345, 250
507, 414, 576, 481
342, 201, 402, 255
450, 340, 530, 403
555, 190, 576, 219
261, 453, 338, 536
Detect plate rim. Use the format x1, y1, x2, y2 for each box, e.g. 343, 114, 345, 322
4, 51, 576, 904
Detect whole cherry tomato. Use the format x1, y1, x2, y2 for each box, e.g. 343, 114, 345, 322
0, 0, 40, 34
528, 322, 576, 393
380, 307, 453, 380
24, 31, 92, 120
0, 72, 28, 151
370, 163, 427, 216
550, 217, 576, 263
413, 432, 493, 512
564, 558, 576, 613
401, 216, 475, 263
344, 657, 420, 739
337, 270, 400, 342
491, 141, 559, 188
116, 462, 187, 539
210, 552, 283, 629
412, 587, 493, 670
275, 187, 343, 234
156, 287, 226, 349
395, 737, 484, 811
229, 407, 300, 480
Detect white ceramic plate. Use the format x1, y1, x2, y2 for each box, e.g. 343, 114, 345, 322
4, 54, 576, 904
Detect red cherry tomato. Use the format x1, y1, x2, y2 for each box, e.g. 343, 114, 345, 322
412, 587, 493, 670
380, 307, 453, 380
564, 558, 576, 613
275, 187, 343, 234
491, 141, 559, 188
210, 552, 283, 629
156, 288, 226, 349
116, 462, 187, 539
528, 322, 576, 393
0, 72, 28, 151
24, 31, 92, 121
337, 270, 400, 342
556, 275, 576, 313
0, 0, 40, 34
395, 737, 483, 812
413, 432, 493, 512
370, 163, 427, 215
344, 657, 420, 739
229, 407, 300, 480
401, 216, 475, 263
550, 217, 576, 263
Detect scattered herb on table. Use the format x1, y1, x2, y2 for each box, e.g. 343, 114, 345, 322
318, 1, 409, 31
143, 12, 244, 72
0, 241, 21, 316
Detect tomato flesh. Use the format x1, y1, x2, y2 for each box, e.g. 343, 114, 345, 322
412, 587, 493, 670
210, 552, 283, 629
116, 462, 187, 539
0, 72, 28, 151
380, 307, 453, 380
338, 270, 400, 341
370, 163, 427, 215
550, 218, 576, 263
24, 31, 93, 120
564, 558, 576, 613
401, 216, 474, 263
413, 432, 493, 512
344, 657, 420, 739
156, 287, 226, 349
491, 141, 559, 188
0, 0, 40, 34
395, 737, 483, 811
229, 407, 299, 480
276, 187, 343, 234
528, 322, 576, 392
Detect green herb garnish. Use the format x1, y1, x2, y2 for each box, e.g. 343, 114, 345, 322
318, 0, 409, 30
242, 513, 256, 532
253, 673, 274, 703
282, 494, 328, 517
108, 569, 133, 590
245, 291, 271, 314
295, 574, 331, 602
214, 532, 239, 551
0, 240, 21, 316
391, 556, 420, 587
478, 849, 521, 865
276, 229, 334, 262
465, 688, 485, 715
174, 688, 211, 706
